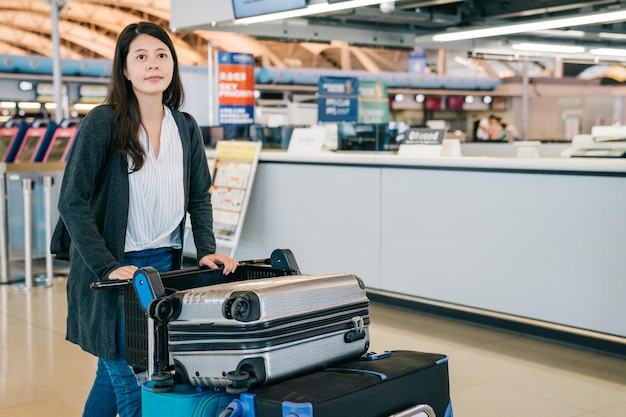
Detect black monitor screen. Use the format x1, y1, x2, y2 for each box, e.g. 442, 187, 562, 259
424, 96, 442, 111
199, 126, 224, 147
232, 0, 306, 19
46, 136, 71, 162
223, 125, 250, 140
447, 96, 464, 111
0, 135, 12, 159
16, 135, 41, 162
209, 126, 224, 140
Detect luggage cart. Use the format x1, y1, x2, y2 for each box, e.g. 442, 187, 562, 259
91, 248, 300, 391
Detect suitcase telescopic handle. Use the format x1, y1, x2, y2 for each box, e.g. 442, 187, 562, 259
389, 404, 436, 417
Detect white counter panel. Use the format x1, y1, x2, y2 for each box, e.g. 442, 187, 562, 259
380, 168, 626, 337
232, 152, 626, 339
235, 162, 383, 288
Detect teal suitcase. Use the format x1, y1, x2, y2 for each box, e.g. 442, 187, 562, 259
142, 381, 236, 417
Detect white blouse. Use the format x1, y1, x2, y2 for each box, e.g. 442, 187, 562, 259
125, 106, 184, 252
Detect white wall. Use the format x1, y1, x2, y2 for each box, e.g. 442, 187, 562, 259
180, 69, 211, 126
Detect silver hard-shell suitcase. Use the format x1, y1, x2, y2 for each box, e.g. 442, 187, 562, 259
90, 248, 301, 390
150, 272, 370, 392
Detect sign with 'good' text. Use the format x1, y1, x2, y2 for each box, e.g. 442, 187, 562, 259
397, 128, 448, 157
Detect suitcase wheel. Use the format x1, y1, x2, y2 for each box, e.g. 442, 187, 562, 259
173, 360, 190, 385
222, 292, 260, 322
225, 370, 251, 394
148, 297, 180, 323
147, 371, 174, 393
223, 296, 251, 321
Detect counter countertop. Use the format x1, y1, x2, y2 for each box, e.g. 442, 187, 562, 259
206, 149, 626, 174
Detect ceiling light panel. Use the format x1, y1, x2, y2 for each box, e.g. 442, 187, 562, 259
232, 0, 398, 25
512, 43, 585, 53
598, 32, 626, 40
590, 48, 626, 57
432, 8, 626, 42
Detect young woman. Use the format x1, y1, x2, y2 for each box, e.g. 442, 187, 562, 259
57, 22, 238, 417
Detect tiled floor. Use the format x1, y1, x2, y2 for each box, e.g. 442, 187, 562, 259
1, 274, 625, 416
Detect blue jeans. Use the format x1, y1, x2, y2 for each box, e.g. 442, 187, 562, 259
82, 248, 174, 417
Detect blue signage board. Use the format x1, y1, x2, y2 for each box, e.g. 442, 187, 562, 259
408, 48, 427, 73
317, 76, 358, 123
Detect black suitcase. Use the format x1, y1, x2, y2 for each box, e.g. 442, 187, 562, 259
226, 350, 453, 417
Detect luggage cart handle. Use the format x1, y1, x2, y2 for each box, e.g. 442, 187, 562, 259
89, 249, 299, 291
236, 249, 300, 273
90, 279, 132, 290
90, 265, 213, 291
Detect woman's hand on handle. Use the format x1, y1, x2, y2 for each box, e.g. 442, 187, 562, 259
108, 265, 138, 280
200, 253, 238, 275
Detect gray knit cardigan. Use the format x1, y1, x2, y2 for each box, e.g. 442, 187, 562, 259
58, 104, 216, 360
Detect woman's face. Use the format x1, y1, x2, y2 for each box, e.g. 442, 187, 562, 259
123, 33, 174, 99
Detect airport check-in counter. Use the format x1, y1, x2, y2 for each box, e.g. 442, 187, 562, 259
225, 150, 626, 352
4, 147, 624, 353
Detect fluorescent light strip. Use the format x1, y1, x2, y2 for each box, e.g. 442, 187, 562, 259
74, 103, 98, 111
433, 8, 626, 42
233, 0, 397, 25
590, 48, 626, 57
17, 102, 41, 109
512, 43, 585, 53
598, 32, 626, 40
531, 29, 585, 38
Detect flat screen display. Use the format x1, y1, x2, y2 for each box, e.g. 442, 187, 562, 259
16, 135, 41, 162
491, 97, 508, 111
207, 126, 225, 147
46, 136, 71, 162
232, 0, 307, 19
446, 96, 464, 111
424, 96, 442, 111
0, 135, 12, 160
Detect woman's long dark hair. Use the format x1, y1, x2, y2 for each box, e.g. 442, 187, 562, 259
105, 21, 184, 172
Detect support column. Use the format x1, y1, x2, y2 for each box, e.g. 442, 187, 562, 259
42, 176, 54, 285
521, 59, 530, 140
554, 56, 563, 79
207, 43, 218, 126
438, 49, 446, 76
11, 177, 52, 292
0, 170, 8, 283
51, 0, 63, 122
